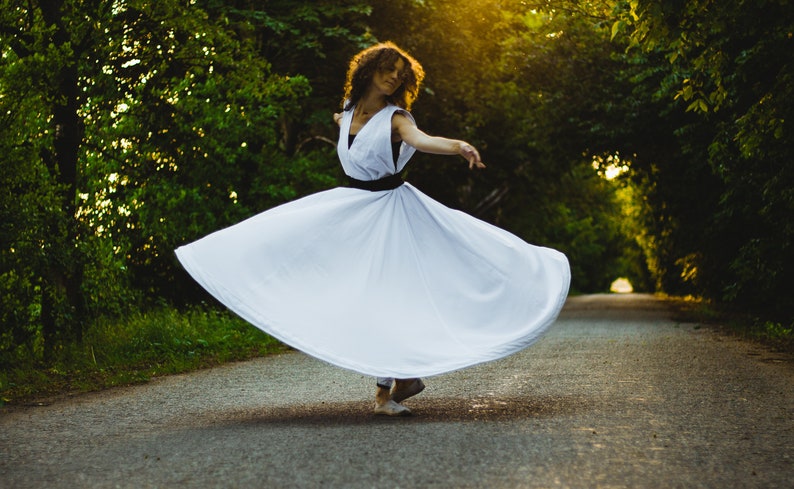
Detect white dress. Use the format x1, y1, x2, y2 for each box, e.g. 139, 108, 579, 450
175, 105, 570, 378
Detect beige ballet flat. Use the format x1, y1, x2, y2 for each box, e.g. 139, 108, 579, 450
374, 400, 412, 416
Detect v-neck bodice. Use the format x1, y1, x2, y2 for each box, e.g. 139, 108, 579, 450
337, 104, 417, 181
348, 133, 402, 169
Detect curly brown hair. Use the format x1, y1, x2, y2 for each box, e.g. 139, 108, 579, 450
342, 41, 425, 111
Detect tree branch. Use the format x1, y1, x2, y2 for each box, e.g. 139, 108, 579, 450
295, 135, 336, 154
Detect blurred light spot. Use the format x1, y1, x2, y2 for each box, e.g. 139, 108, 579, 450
610, 277, 634, 294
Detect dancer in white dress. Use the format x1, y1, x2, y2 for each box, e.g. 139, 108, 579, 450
175, 42, 570, 416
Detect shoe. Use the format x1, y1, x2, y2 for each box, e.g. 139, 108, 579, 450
391, 378, 425, 403
373, 400, 412, 416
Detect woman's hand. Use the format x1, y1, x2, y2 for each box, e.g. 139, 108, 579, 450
333, 112, 342, 126
459, 142, 486, 170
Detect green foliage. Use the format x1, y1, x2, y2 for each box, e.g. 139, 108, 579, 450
612, 0, 794, 319
1, 0, 365, 362
0, 306, 284, 404
216, 0, 376, 155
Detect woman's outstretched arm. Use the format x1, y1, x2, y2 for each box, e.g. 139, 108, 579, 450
393, 113, 485, 170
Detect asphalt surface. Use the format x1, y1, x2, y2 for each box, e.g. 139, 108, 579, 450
1, 294, 792, 488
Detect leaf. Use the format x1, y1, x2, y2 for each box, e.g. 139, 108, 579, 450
685, 99, 708, 113
611, 20, 625, 41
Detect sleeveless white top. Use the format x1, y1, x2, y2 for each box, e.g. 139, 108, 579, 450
338, 105, 415, 179
176, 104, 570, 378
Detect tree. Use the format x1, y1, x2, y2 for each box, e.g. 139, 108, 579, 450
613, 0, 794, 318
1, 0, 109, 359
0, 0, 329, 362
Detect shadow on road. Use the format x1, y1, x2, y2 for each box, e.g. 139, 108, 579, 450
193, 394, 590, 428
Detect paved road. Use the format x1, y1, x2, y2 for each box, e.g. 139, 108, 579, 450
1, 294, 792, 488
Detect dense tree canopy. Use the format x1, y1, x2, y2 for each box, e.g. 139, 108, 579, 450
610, 0, 794, 317
1, 0, 791, 365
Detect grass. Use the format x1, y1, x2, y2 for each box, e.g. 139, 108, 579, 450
665, 295, 794, 353
0, 306, 288, 406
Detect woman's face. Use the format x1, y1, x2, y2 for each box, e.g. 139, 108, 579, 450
371, 57, 406, 96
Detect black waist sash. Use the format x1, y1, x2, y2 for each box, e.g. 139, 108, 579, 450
347, 173, 404, 191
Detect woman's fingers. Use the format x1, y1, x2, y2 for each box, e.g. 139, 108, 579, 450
461, 143, 485, 170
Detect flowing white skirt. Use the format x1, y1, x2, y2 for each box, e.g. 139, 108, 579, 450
175, 183, 570, 378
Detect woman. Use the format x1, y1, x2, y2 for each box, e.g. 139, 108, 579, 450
176, 42, 570, 417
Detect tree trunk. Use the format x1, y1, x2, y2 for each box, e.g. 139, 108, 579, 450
40, 278, 57, 364
38, 0, 87, 355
